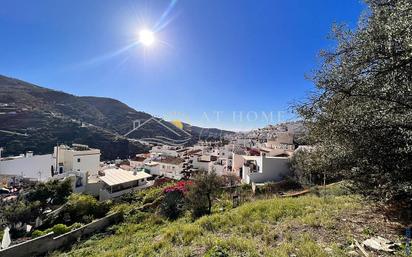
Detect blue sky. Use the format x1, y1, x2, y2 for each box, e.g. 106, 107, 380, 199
0, 0, 364, 131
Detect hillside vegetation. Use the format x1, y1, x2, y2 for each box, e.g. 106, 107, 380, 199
50, 184, 405, 257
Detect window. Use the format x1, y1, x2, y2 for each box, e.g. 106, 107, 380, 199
77, 158, 81, 163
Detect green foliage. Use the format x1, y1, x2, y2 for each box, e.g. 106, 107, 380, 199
3, 200, 42, 225
204, 246, 229, 257
26, 179, 72, 206
295, 0, 412, 205
32, 223, 83, 238
186, 171, 223, 218
255, 178, 302, 195
62, 194, 111, 224
50, 192, 361, 257
160, 190, 185, 220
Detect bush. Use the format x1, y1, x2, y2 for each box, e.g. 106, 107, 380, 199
26, 179, 72, 206
32, 223, 83, 238
160, 190, 185, 220
31, 230, 46, 238
62, 194, 111, 223
187, 171, 223, 218
3, 200, 42, 225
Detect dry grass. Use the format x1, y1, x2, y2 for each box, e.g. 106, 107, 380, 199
50, 183, 405, 257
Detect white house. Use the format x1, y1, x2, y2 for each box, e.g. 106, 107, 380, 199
156, 156, 185, 179
54, 144, 100, 176
98, 168, 152, 200
0, 151, 55, 182
234, 155, 291, 184
150, 145, 181, 158
53, 144, 101, 192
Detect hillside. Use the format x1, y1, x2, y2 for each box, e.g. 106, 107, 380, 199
50, 184, 404, 257
0, 75, 233, 159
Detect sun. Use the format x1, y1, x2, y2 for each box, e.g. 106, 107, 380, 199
139, 29, 155, 46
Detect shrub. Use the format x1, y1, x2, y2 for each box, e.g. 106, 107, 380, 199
32, 223, 82, 238
186, 171, 223, 218
160, 190, 185, 220
62, 194, 111, 223
26, 179, 72, 206
3, 200, 42, 225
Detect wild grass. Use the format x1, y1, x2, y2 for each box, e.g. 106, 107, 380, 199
50, 183, 363, 257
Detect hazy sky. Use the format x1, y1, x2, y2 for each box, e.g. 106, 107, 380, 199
0, 0, 364, 131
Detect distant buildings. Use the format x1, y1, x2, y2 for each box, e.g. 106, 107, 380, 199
0, 122, 304, 198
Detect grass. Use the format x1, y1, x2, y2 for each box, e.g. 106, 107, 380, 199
50, 183, 373, 257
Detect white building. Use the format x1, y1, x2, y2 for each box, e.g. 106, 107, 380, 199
129, 155, 149, 169
156, 157, 185, 180
233, 154, 291, 184
0, 151, 55, 182
265, 132, 295, 151
150, 145, 182, 158
99, 168, 152, 200
53, 144, 101, 192
54, 144, 100, 176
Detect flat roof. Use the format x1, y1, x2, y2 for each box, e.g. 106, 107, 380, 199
100, 168, 151, 187
243, 155, 260, 161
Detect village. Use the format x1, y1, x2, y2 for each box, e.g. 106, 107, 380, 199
0, 122, 315, 255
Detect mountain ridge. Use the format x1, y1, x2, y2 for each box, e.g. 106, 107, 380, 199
0, 75, 233, 159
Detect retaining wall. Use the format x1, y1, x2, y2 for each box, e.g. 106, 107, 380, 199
0, 212, 122, 257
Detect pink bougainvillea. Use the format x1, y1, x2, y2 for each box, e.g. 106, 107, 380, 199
163, 181, 193, 194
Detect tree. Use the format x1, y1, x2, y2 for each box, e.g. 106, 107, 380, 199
295, 0, 412, 206
62, 194, 111, 224
186, 170, 223, 218
160, 181, 192, 219
3, 201, 42, 226
26, 179, 72, 206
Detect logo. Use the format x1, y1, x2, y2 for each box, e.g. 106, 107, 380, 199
124, 117, 192, 146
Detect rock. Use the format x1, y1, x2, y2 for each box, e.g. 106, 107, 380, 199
347, 250, 359, 256
362, 236, 399, 252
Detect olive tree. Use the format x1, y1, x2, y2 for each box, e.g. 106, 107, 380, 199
295, 0, 412, 205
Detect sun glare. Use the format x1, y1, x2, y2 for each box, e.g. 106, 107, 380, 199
139, 29, 155, 46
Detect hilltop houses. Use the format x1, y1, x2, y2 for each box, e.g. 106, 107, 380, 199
0, 122, 304, 200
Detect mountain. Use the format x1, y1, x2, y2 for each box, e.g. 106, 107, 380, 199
0, 75, 233, 159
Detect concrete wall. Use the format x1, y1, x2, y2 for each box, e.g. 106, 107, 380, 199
0, 154, 55, 181
248, 156, 291, 184
0, 212, 122, 257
